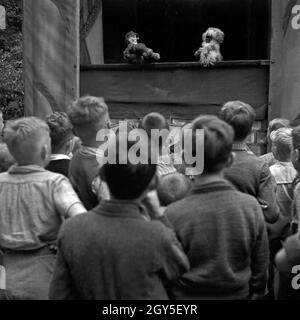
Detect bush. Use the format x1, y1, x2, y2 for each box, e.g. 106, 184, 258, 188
0, 0, 24, 120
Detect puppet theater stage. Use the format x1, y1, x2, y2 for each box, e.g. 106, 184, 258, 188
22, 0, 300, 127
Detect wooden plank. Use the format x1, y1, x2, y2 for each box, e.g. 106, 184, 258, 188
81, 60, 271, 70
80, 63, 269, 120
23, 0, 80, 117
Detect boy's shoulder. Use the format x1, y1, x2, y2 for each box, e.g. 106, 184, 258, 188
60, 210, 174, 248
70, 149, 100, 170
0, 167, 66, 184
165, 186, 260, 216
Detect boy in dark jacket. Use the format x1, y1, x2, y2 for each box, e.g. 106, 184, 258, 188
166, 116, 269, 300
220, 101, 279, 224
49, 134, 189, 300
67, 96, 111, 210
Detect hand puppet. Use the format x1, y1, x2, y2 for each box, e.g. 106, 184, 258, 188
195, 28, 224, 67
123, 31, 160, 64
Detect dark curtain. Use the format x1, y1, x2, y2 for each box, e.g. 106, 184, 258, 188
102, 0, 270, 63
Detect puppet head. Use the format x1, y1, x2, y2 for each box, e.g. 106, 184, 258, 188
202, 28, 224, 44
125, 31, 140, 45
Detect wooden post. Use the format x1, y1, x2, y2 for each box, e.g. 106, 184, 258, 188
269, 0, 300, 121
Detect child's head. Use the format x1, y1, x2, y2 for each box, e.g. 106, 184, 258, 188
67, 96, 110, 145
157, 173, 191, 206
268, 118, 290, 144
292, 125, 300, 172
219, 101, 256, 142
99, 133, 157, 201
140, 113, 170, 153
46, 112, 74, 155
3, 117, 51, 167
0, 143, 15, 172
191, 115, 234, 174
140, 112, 169, 134
271, 128, 293, 162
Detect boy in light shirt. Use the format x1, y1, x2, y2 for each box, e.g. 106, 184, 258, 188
0, 117, 86, 300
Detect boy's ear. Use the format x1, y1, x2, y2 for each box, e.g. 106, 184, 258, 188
225, 152, 235, 169
41, 143, 50, 162
66, 138, 75, 154
272, 145, 277, 157
292, 148, 299, 163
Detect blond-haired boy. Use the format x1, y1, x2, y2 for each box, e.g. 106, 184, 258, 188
0, 117, 86, 300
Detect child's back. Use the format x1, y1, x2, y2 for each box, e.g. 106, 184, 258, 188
0, 117, 85, 300
0, 167, 83, 250
166, 182, 268, 299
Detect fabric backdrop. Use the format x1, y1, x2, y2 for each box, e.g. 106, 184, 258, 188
270, 0, 300, 120
23, 0, 80, 118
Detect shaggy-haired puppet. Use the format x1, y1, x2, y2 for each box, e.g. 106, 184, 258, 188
123, 31, 160, 64
195, 28, 224, 67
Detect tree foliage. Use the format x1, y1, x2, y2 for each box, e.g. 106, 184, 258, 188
0, 0, 23, 120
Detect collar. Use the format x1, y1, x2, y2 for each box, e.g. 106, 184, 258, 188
8, 165, 46, 175
94, 200, 150, 221
50, 154, 71, 161
276, 161, 294, 167
79, 145, 105, 158
192, 179, 236, 194
232, 143, 248, 151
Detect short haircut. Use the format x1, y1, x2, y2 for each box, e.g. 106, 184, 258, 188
192, 115, 234, 173
140, 112, 169, 135
67, 96, 109, 136
219, 101, 256, 141
140, 113, 170, 151
157, 173, 191, 206
46, 112, 73, 153
100, 135, 157, 200
0, 143, 15, 172
268, 118, 290, 133
4, 117, 50, 164
271, 128, 293, 159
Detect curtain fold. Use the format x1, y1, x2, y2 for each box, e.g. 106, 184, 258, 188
80, 0, 103, 65
23, 0, 80, 117
269, 0, 300, 120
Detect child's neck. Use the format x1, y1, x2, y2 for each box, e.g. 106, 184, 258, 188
194, 172, 225, 186
276, 158, 291, 163
81, 139, 104, 149
17, 161, 45, 168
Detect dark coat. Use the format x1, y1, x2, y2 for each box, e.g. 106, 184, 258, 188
165, 180, 269, 300
49, 200, 189, 300
224, 149, 280, 223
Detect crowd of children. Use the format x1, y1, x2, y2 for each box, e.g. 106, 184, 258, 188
0, 97, 300, 300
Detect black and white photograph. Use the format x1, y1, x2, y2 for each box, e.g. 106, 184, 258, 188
0, 0, 300, 312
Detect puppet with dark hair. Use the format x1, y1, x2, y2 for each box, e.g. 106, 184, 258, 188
123, 31, 160, 64
195, 28, 224, 67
